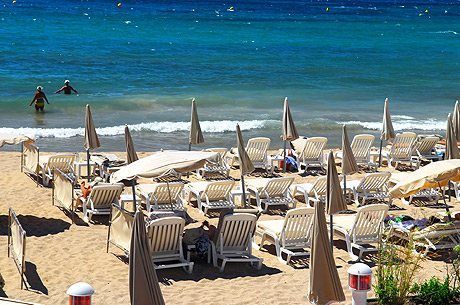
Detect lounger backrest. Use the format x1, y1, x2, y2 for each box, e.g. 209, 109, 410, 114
217, 213, 256, 252
350, 204, 389, 243
389, 132, 416, 158
261, 177, 294, 198
108, 204, 134, 255
206, 148, 228, 159
246, 137, 270, 162
47, 154, 77, 173
281, 207, 315, 247
357, 172, 391, 192
301, 137, 327, 161
89, 184, 123, 208
148, 217, 185, 255
150, 183, 184, 204
22, 142, 39, 174
308, 176, 328, 196
53, 168, 74, 210
201, 180, 235, 201
412, 137, 438, 157
351, 134, 374, 160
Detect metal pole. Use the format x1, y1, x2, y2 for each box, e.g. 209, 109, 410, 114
132, 180, 137, 211
378, 140, 383, 167
343, 175, 347, 204
86, 150, 91, 183
330, 214, 334, 251
241, 175, 247, 208
439, 182, 453, 223
187, 143, 192, 178
283, 140, 287, 173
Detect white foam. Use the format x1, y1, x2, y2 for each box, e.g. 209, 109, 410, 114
340, 118, 445, 131
0, 120, 274, 139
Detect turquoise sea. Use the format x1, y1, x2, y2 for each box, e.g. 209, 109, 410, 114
1, 0, 460, 152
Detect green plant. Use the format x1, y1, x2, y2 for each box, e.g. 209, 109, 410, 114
374, 233, 423, 305
411, 276, 457, 305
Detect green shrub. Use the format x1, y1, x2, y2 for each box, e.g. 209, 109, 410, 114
411, 276, 457, 305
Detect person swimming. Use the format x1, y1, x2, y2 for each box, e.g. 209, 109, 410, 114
29, 86, 50, 111
54, 80, 78, 94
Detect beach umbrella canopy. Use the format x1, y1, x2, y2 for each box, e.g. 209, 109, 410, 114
84, 104, 100, 151
236, 123, 254, 208
308, 200, 345, 305
281, 97, 299, 142
453, 101, 460, 142
281, 97, 299, 172
236, 124, 255, 176
129, 209, 165, 305
124, 125, 139, 164
446, 113, 460, 160
0, 134, 34, 147
189, 98, 204, 146
326, 150, 347, 250
112, 151, 220, 182
380, 98, 395, 142
341, 125, 358, 175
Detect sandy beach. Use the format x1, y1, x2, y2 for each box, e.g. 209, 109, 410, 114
0, 150, 454, 304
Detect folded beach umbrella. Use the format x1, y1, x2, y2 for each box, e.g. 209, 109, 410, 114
129, 209, 165, 305
124, 125, 138, 164
389, 159, 460, 222
341, 125, 358, 203
281, 97, 299, 172
189, 98, 204, 149
379, 98, 395, 166
446, 113, 460, 160
308, 200, 345, 305
453, 101, 460, 142
236, 123, 255, 208
326, 150, 347, 250
84, 104, 100, 182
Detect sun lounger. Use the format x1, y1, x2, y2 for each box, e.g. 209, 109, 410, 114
226, 137, 272, 172
381, 132, 418, 169
347, 172, 392, 206
107, 204, 134, 257
411, 136, 441, 163
197, 148, 230, 178
148, 216, 194, 274
336, 134, 376, 171
388, 221, 460, 256
245, 177, 296, 212
333, 204, 389, 261
8, 207, 26, 289
254, 207, 315, 264
39, 153, 77, 187
390, 172, 440, 205
211, 212, 263, 271
291, 176, 343, 207
136, 183, 186, 212
78, 183, 124, 222
294, 137, 327, 173
185, 180, 237, 215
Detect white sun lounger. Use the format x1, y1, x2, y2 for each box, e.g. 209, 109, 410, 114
197, 148, 230, 178
291, 176, 344, 207
211, 212, 263, 271
254, 207, 315, 264
347, 172, 392, 206
79, 184, 124, 222
137, 183, 186, 212
186, 180, 237, 214
226, 137, 272, 172
148, 216, 193, 274
411, 136, 441, 163
333, 204, 389, 261
381, 132, 418, 169
336, 134, 376, 171
245, 177, 296, 212
295, 137, 327, 173
39, 153, 77, 187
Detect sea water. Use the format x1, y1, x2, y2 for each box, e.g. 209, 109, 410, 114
1, 0, 460, 152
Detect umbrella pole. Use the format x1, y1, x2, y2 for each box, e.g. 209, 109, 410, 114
132, 180, 137, 211
330, 214, 334, 251
241, 175, 247, 209
439, 182, 453, 223
167, 181, 173, 211
343, 175, 347, 204
86, 150, 91, 183
378, 140, 383, 167
187, 143, 192, 178
283, 140, 287, 173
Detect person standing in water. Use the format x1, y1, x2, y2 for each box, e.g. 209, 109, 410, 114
54, 80, 78, 94
29, 86, 49, 111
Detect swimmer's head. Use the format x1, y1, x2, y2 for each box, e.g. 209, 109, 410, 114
65, 80, 70, 84
37, 86, 42, 91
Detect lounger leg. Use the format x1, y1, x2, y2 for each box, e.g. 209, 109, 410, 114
219, 259, 227, 272
211, 243, 218, 267
346, 237, 359, 261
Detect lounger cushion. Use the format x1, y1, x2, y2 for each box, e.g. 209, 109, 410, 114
257, 219, 285, 237
332, 215, 356, 232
